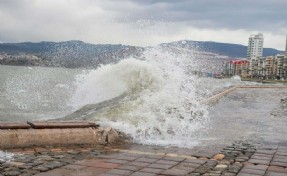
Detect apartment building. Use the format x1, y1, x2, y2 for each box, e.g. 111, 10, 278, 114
247, 33, 264, 60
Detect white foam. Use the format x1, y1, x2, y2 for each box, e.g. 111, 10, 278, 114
0, 151, 14, 162
70, 58, 163, 108
70, 47, 210, 147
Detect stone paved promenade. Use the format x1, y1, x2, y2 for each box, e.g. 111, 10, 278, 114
1, 141, 287, 176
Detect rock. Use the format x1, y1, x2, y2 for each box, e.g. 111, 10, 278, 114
105, 127, 119, 144
17, 164, 33, 169
213, 154, 225, 160
215, 164, 228, 169
6, 161, 25, 166
3, 171, 21, 176
228, 164, 242, 173
22, 169, 40, 175
46, 162, 65, 169
33, 165, 50, 172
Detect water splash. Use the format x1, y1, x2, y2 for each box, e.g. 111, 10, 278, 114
70, 46, 211, 147
0, 151, 14, 162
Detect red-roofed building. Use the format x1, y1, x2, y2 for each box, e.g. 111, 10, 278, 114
225, 59, 250, 77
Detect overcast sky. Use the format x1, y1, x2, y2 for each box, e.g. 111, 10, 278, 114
0, 0, 286, 50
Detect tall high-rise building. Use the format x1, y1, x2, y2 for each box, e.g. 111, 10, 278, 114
247, 33, 264, 59
285, 35, 287, 56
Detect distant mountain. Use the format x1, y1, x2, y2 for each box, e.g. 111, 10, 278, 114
161, 40, 283, 58
0, 41, 143, 68
0, 40, 283, 68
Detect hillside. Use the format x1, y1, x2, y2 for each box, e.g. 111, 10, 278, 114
0, 41, 143, 68
0, 40, 283, 68
162, 40, 282, 58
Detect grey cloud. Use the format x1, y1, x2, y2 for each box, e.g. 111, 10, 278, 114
118, 0, 287, 32
0, 0, 286, 49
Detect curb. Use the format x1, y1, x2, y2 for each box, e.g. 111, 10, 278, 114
0, 122, 119, 149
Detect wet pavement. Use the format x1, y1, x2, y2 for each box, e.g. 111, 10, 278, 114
1, 86, 287, 175
1, 142, 287, 176
201, 88, 287, 147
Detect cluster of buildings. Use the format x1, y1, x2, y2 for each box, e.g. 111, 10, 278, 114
224, 33, 287, 80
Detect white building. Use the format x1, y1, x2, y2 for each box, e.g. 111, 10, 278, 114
247, 33, 264, 59
285, 35, 287, 56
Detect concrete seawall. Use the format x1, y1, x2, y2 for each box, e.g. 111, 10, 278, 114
200, 85, 287, 104
0, 122, 121, 149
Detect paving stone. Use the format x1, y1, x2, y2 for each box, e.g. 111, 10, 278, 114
228, 164, 242, 173
267, 166, 287, 173
237, 173, 260, 176
45, 162, 65, 169
99, 174, 120, 176
161, 168, 190, 175
17, 164, 33, 170
265, 172, 287, 176
127, 162, 150, 167
156, 159, 178, 165
240, 168, 266, 175
251, 155, 272, 160
174, 163, 199, 171
184, 159, 206, 164
74, 159, 119, 169
22, 169, 40, 175
143, 155, 164, 159
243, 164, 268, 171
221, 172, 236, 176
140, 168, 164, 174
202, 173, 221, 176
117, 165, 143, 171
193, 152, 215, 158
81, 166, 111, 175
276, 152, 287, 156
259, 146, 278, 150
130, 172, 157, 176
62, 164, 87, 170
256, 150, 277, 155
273, 155, 287, 159
193, 168, 209, 174
235, 158, 247, 162
135, 158, 158, 163
34, 167, 109, 176
205, 160, 218, 167
33, 165, 50, 172
248, 159, 270, 165
252, 153, 273, 157
117, 155, 139, 161
106, 169, 133, 175
272, 158, 287, 163
186, 173, 201, 176
148, 163, 173, 169
162, 156, 185, 162
2, 171, 22, 176
271, 162, 287, 167
18, 173, 34, 176
106, 159, 129, 164
97, 154, 120, 159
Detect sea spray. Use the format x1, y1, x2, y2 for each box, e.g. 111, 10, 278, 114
0, 151, 14, 162
70, 47, 210, 147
